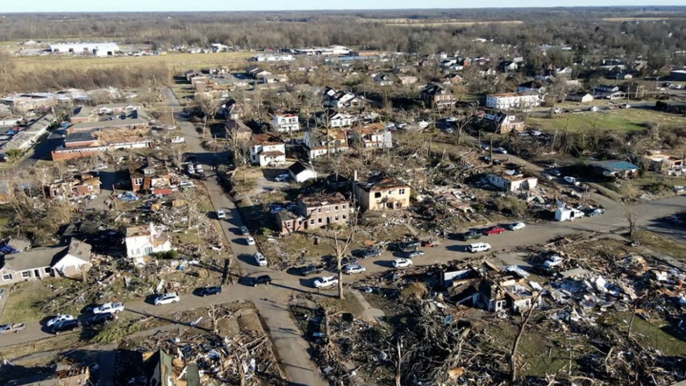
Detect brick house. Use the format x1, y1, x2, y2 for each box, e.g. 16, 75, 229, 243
420, 83, 455, 108
48, 173, 101, 199
298, 193, 350, 230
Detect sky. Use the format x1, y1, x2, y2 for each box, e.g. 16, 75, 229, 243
2, 1, 685, 13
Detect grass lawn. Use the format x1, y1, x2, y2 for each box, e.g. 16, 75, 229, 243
633, 230, 686, 260
526, 109, 684, 133
11, 51, 253, 72
0, 281, 55, 324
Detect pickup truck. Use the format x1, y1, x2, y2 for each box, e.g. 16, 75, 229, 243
460, 230, 482, 241
93, 302, 125, 314
0, 323, 25, 334
298, 265, 324, 277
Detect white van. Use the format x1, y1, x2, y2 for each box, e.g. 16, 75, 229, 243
467, 243, 491, 253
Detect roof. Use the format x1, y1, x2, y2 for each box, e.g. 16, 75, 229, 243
251, 133, 283, 146
0, 240, 90, 272
489, 92, 540, 98
65, 132, 95, 144
288, 161, 311, 175
276, 210, 301, 223
69, 118, 148, 131
356, 177, 409, 192
298, 192, 348, 207
591, 160, 638, 171
67, 239, 91, 262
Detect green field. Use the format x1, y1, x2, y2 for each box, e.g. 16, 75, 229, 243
526, 108, 685, 133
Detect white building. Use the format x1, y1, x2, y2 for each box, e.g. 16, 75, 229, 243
249, 54, 294, 62
272, 112, 300, 133
486, 173, 538, 192
125, 224, 172, 260
48, 42, 120, 57
250, 134, 286, 167
303, 130, 349, 159
315, 111, 354, 128
288, 162, 318, 183
485, 93, 541, 110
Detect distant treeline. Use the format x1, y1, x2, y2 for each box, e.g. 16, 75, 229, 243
1, 8, 685, 58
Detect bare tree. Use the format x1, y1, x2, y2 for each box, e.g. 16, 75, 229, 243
329, 212, 357, 300
509, 290, 544, 383
621, 199, 642, 237
195, 93, 221, 138
544, 81, 570, 117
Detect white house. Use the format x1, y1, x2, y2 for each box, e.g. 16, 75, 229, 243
125, 223, 172, 260
315, 111, 354, 128
288, 162, 318, 183
303, 130, 349, 159
250, 133, 286, 167
272, 112, 300, 133
352, 123, 393, 150
0, 239, 92, 285
485, 93, 541, 110
486, 173, 538, 192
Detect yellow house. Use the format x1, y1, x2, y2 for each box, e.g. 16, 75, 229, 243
354, 177, 411, 211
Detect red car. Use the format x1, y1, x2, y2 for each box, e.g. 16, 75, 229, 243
483, 226, 505, 236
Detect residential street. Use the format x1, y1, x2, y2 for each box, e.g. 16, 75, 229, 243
2, 89, 684, 386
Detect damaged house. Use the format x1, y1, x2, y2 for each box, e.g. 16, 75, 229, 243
354, 175, 411, 211
276, 192, 350, 234
486, 172, 538, 192
303, 129, 349, 159
0, 239, 92, 285
128, 159, 176, 194
250, 133, 286, 167
48, 173, 101, 199
479, 109, 525, 134
125, 223, 172, 261
350, 123, 393, 150
447, 262, 541, 313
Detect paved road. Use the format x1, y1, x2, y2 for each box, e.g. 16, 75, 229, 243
161, 87, 329, 386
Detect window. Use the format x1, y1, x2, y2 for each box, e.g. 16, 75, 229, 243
318, 218, 322, 223
318, 208, 322, 213
2, 274, 11, 281
326, 207, 330, 212
374, 192, 382, 198
133, 178, 143, 186
342, 215, 347, 219
310, 219, 315, 225
335, 205, 339, 211
342, 204, 347, 209
144, 247, 153, 255
285, 221, 291, 228
335, 216, 339, 221
87, 185, 93, 192
21, 271, 31, 278
399, 188, 406, 195
44, 267, 51, 274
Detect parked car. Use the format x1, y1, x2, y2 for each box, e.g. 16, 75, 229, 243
199, 286, 222, 297
298, 265, 324, 276
460, 230, 482, 241
548, 169, 561, 177
254, 252, 268, 267
393, 258, 413, 268
52, 319, 80, 335
563, 176, 577, 184
246, 237, 255, 246
314, 276, 339, 289
275, 174, 290, 182
85, 313, 117, 327
240, 226, 249, 235
250, 275, 272, 287
154, 292, 180, 306
46, 314, 75, 328
467, 243, 491, 253
0, 323, 25, 334
340, 256, 358, 266
342, 264, 366, 274
179, 180, 194, 187
493, 147, 507, 154
93, 302, 124, 314
483, 226, 505, 236
361, 248, 382, 258
586, 208, 605, 217
216, 209, 226, 219
406, 250, 425, 258
508, 222, 526, 231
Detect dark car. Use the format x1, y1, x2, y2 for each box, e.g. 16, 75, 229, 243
299, 265, 324, 277
461, 230, 482, 241
86, 313, 117, 327
361, 248, 382, 258
52, 319, 80, 335
250, 275, 272, 287
199, 286, 222, 297
340, 256, 358, 266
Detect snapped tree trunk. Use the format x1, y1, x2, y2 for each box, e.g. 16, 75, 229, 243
337, 252, 344, 300
395, 338, 402, 386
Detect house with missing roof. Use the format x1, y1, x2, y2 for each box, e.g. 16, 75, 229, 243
353, 175, 411, 211
143, 349, 200, 386
486, 172, 538, 192
590, 160, 638, 178
0, 239, 92, 286
250, 133, 286, 167
125, 223, 172, 262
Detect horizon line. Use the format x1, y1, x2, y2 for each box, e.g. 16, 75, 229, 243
2, 5, 686, 14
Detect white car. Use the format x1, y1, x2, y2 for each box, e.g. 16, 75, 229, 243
493, 147, 507, 154
508, 222, 526, 231
46, 314, 74, 327
342, 264, 366, 274
154, 292, 180, 306
247, 237, 255, 246
275, 174, 290, 182
563, 176, 576, 185
467, 243, 492, 253
254, 252, 267, 267
393, 258, 413, 268
314, 276, 339, 288
93, 302, 125, 314
216, 209, 226, 219
544, 255, 564, 269
179, 180, 194, 187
